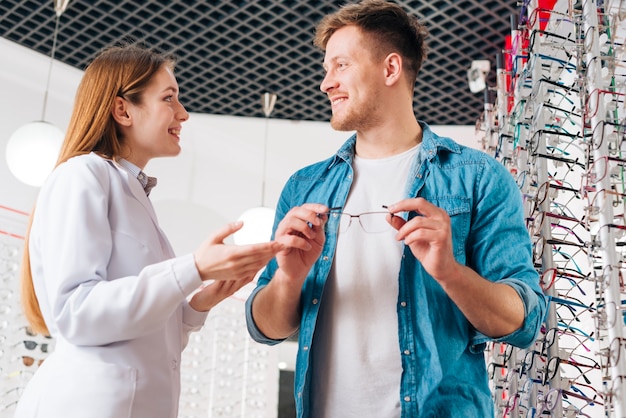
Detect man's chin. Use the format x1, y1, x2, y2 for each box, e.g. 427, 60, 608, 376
330, 117, 353, 132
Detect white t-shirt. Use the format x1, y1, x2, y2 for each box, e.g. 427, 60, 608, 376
310, 144, 419, 418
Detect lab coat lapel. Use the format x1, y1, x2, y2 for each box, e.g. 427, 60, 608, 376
114, 163, 176, 256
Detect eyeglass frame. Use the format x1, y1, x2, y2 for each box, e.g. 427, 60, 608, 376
324, 205, 396, 234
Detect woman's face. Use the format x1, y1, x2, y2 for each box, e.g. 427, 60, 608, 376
119, 64, 189, 168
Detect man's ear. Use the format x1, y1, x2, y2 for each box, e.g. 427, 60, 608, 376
383, 52, 403, 87
111, 96, 132, 126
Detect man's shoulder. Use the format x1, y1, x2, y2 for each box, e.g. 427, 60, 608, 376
291, 154, 340, 178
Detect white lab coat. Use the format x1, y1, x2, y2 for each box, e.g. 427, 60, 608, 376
15, 153, 208, 418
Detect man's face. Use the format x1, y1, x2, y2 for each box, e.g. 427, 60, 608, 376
320, 25, 383, 132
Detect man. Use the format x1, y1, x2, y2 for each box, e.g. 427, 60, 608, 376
245, 1, 547, 416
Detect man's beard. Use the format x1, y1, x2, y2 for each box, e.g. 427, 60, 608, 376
329, 94, 379, 132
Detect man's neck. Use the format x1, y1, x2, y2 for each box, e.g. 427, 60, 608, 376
355, 119, 422, 159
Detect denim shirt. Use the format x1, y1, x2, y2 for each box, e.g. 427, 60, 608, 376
245, 122, 547, 418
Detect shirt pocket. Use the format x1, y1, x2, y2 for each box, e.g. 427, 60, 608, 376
427, 196, 471, 258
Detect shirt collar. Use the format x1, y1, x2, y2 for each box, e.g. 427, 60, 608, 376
117, 158, 157, 195
117, 158, 142, 179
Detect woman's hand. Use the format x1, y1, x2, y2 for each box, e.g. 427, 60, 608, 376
193, 221, 283, 282
188, 277, 253, 312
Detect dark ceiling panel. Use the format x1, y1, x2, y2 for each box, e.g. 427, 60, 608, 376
0, 0, 517, 125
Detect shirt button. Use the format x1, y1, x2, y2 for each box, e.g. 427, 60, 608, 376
312, 298, 318, 305
404, 396, 411, 402
323, 256, 329, 261
400, 301, 407, 307
403, 349, 410, 355
303, 346, 309, 351
417, 173, 422, 178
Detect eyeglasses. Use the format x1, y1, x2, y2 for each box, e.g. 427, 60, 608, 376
503, 392, 521, 416
518, 349, 546, 378
546, 296, 596, 340
528, 209, 586, 238
543, 354, 601, 386
540, 267, 590, 293
535, 386, 602, 414
528, 29, 579, 59
487, 361, 508, 380
584, 188, 626, 221
529, 180, 581, 216
604, 375, 626, 407
587, 155, 626, 185
17, 355, 45, 368
607, 337, 626, 367
592, 264, 625, 296
12, 340, 49, 353
594, 300, 626, 330
542, 326, 594, 355
326, 206, 394, 234
527, 79, 580, 112
589, 119, 626, 151
586, 88, 626, 119
532, 234, 590, 264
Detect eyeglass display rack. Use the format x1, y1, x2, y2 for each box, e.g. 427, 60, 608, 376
478, 0, 626, 416
0, 205, 53, 416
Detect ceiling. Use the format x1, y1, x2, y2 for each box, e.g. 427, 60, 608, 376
0, 0, 517, 126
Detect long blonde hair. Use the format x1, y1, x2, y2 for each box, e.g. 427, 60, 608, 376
21, 43, 175, 335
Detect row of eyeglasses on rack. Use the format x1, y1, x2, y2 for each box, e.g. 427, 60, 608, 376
486, 1, 626, 416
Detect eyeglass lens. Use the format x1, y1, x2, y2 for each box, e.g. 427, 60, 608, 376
336, 212, 391, 233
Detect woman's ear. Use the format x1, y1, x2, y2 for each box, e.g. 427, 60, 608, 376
111, 96, 132, 126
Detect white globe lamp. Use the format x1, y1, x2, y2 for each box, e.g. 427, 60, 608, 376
5, 0, 70, 187
6, 121, 64, 187
233, 206, 276, 245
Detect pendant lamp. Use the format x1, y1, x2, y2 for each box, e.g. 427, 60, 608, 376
5, 0, 70, 187
233, 93, 277, 245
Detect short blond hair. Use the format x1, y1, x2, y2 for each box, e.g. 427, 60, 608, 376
314, 0, 428, 85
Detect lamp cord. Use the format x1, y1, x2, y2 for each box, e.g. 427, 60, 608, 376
260, 116, 269, 207
41, 12, 61, 122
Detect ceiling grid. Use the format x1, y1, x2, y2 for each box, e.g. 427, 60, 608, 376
0, 0, 517, 125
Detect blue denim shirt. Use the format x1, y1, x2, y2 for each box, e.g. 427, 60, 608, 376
246, 122, 547, 417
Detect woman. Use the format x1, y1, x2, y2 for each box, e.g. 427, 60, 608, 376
14, 43, 282, 418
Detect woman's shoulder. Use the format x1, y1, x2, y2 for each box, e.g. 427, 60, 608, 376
55, 152, 117, 176
44, 153, 115, 191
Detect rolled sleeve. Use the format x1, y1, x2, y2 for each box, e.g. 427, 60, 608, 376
471, 278, 547, 352
245, 284, 285, 346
